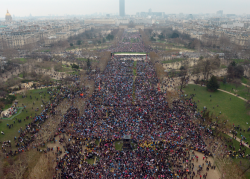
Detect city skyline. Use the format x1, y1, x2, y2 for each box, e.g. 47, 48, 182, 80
1, 0, 250, 17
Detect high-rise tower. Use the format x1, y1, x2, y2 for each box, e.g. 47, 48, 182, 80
119, 0, 125, 17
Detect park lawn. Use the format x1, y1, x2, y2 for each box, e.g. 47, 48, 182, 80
220, 65, 227, 69
67, 70, 80, 76
222, 133, 250, 155
115, 141, 123, 151
86, 158, 95, 165
20, 58, 26, 62
19, 73, 23, 78
95, 139, 100, 146
232, 59, 248, 64
241, 77, 250, 85
3, 103, 13, 110
57, 67, 71, 73
133, 61, 137, 76
162, 58, 185, 64
223, 133, 250, 178
0, 88, 55, 146
183, 84, 250, 144
219, 82, 250, 100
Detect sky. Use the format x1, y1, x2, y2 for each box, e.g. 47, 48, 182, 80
1, 0, 250, 17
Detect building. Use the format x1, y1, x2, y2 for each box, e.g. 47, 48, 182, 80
84, 18, 116, 25
5, 10, 12, 22
119, 0, 125, 17
216, 10, 223, 16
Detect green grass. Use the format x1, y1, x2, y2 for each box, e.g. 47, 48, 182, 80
221, 65, 227, 69
18, 73, 23, 78
3, 104, 12, 111
241, 77, 249, 85
38, 49, 51, 52
57, 67, 71, 73
223, 133, 250, 178
67, 70, 80, 75
19, 58, 27, 63
0, 88, 56, 147
232, 59, 248, 64
133, 61, 137, 76
86, 158, 95, 165
220, 82, 250, 100
115, 141, 123, 151
183, 84, 250, 144
162, 58, 185, 64
95, 139, 100, 146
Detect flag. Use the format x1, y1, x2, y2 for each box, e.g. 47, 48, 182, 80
98, 83, 101, 91
158, 83, 161, 92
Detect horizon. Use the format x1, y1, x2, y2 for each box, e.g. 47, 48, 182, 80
1, 0, 250, 17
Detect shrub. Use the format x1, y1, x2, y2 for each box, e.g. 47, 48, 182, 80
207, 76, 220, 92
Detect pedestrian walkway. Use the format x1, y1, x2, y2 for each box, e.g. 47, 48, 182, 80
227, 133, 250, 149
218, 89, 247, 102
188, 82, 248, 102
242, 83, 250, 88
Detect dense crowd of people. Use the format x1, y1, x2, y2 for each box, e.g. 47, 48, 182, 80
53, 57, 218, 178
2, 31, 250, 179
1, 83, 88, 158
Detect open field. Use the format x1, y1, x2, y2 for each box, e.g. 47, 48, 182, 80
0, 88, 56, 146
183, 84, 250, 144
115, 141, 123, 151
219, 82, 250, 100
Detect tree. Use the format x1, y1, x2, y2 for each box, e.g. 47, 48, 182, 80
77, 40, 82, 46
70, 43, 74, 47
102, 37, 106, 43
232, 79, 241, 90
227, 64, 244, 80
234, 65, 244, 78
54, 63, 62, 72
207, 75, 220, 91
158, 33, 165, 41
180, 68, 188, 92
170, 32, 179, 38
71, 64, 79, 69
41, 75, 51, 85
87, 58, 91, 70
150, 36, 156, 41
106, 34, 114, 41
230, 61, 236, 67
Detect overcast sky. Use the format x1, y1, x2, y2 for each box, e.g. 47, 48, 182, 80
1, 0, 249, 17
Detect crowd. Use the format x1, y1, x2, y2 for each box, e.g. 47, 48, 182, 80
53, 56, 218, 178
3, 32, 249, 179
1, 84, 88, 158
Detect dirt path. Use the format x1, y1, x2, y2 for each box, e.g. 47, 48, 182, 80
218, 89, 247, 102
188, 82, 248, 102
193, 151, 221, 179
242, 83, 250, 88
226, 133, 249, 149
